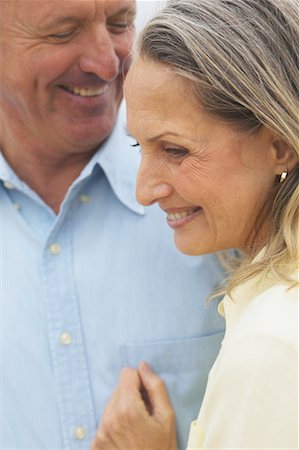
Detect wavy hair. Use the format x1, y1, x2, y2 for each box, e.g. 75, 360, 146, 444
136, 0, 299, 294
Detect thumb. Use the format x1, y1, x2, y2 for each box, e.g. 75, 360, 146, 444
117, 367, 143, 401
138, 361, 173, 419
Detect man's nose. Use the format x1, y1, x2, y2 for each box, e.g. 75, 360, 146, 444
78, 27, 120, 81
136, 158, 173, 206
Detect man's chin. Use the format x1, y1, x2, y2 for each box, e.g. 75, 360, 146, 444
66, 127, 113, 151
59, 111, 118, 150
54, 89, 122, 140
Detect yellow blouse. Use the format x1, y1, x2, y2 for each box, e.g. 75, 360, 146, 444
187, 270, 298, 449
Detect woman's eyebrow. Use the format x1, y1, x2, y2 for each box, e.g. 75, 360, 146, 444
147, 132, 181, 142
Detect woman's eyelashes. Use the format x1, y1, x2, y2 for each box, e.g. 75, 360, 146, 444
162, 146, 189, 159
130, 141, 140, 148
126, 131, 189, 160
125, 129, 140, 148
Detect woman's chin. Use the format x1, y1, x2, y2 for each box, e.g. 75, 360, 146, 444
174, 236, 214, 256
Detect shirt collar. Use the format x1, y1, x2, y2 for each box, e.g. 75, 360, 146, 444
0, 101, 144, 215
0, 151, 20, 186
75, 100, 144, 215
218, 248, 298, 324
0, 151, 43, 203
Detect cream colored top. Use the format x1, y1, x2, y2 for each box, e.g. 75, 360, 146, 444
187, 270, 298, 449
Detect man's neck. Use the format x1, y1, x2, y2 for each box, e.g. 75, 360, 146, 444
1, 140, 97, 214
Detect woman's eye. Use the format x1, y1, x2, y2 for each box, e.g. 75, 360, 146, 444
163, 147, 188, 158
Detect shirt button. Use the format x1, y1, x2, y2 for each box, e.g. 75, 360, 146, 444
49, 243, 61, 255
74, 426, 87, 440
3, 180, 15, 189
13, 203, 21, 211
59, 332, 72, 346
79, 194, 90, 203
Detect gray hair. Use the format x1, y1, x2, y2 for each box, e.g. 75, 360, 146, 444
136, 0, 299, 292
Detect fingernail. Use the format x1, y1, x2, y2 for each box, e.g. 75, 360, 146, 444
140, 361, 153, 373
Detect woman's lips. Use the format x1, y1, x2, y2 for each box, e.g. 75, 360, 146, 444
165, 207, 202, 229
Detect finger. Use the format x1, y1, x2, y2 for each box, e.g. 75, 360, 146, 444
104, 367, 141, 414
117, 367, 152, 420
92, 368, 142, 449
118, 367, 141, 391
91, 428, 118, 450
105, 367, 150, 426
116, 367, 145, 408
138, 361, 174, 418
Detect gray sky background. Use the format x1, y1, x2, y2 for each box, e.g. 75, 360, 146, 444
136, 1, 167, 32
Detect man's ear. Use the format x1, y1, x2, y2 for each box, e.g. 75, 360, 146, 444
271, 139, 298, 175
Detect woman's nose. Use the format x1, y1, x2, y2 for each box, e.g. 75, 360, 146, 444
136, 159, 173, 206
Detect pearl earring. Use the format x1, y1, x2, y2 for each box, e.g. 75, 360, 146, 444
279, 170, 288, 183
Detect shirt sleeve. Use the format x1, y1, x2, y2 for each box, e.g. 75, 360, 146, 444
195, 335, 298, 449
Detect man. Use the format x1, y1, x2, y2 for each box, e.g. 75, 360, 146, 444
0, 1, 224, 448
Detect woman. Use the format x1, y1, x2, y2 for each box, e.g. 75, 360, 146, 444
92, 0, 299, 448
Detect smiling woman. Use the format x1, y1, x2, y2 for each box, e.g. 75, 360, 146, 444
125, 60, 281, 256
92, 1, 299, 449
131, 0, 299, 294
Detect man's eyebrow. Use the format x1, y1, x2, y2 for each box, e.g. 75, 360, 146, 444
40, 15, 83, 29
109, 6, 137, 20
42, 6, 136, 28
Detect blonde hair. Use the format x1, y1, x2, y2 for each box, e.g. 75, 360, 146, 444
137, 0, 299, 294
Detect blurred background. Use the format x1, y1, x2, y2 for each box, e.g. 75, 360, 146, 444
136, 1, 167, 32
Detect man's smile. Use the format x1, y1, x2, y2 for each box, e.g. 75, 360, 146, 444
61, 84, 109, 97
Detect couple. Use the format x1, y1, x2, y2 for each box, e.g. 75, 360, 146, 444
1, 0, 298, 448
92, 0, 299, 449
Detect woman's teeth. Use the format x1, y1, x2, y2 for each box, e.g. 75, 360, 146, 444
167, 208, 200, 221
64, 85, 108, 97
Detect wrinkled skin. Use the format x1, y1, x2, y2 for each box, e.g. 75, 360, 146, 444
0, 0, 135, 211
91, 362, 178, 450
125, 58, 298, 255
91, 55, 298, 450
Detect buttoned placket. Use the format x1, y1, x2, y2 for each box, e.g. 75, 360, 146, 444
41, 199, 97, 448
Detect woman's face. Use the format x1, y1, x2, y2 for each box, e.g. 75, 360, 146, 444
124, 58, 278, 255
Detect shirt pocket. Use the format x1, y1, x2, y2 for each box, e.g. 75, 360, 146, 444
121, 332, 223, 448
122, 332, 223, 373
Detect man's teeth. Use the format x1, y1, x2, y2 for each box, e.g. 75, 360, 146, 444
64, 85, 108, 97
167, 209, 200, 221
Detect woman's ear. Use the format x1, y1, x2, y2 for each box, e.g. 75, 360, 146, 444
271, 139, 298, 175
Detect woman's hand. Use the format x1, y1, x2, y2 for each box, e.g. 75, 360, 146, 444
91, 361, 178, 450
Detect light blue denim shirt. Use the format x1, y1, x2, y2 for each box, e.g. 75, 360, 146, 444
0, 102, 224, 450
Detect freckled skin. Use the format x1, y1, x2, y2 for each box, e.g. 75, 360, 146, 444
125, 58, 280, 255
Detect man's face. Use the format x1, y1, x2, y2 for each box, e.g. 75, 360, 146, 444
0, 0, 135, 153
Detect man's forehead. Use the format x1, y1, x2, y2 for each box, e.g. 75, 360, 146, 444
2, 0, 136, 23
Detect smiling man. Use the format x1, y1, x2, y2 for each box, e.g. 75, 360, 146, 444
0, 0, 134, 210
0, 1, 224, 448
